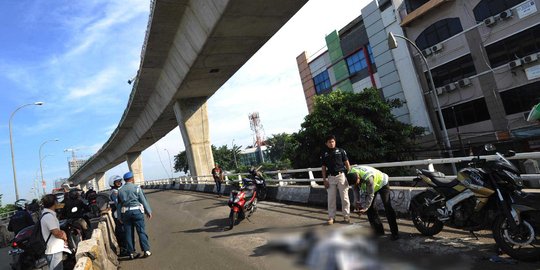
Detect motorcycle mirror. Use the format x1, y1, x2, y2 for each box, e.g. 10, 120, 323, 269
71, 207, 78, 213
484, 144, 496, 152
504, 150, 516, 158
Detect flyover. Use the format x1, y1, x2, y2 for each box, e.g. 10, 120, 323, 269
67, 0, 308, 188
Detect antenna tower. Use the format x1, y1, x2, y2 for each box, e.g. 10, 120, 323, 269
248, 112, 265, 147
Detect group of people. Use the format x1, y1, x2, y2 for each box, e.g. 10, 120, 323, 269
321, 135, 400, 240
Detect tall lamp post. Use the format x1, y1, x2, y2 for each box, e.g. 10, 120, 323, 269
163, 148, 173, 178
39, 139, 59, 195
9, 102, 44, 200
387, 32, 456, 174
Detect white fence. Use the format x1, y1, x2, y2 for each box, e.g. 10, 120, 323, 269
144, 152, 540, 188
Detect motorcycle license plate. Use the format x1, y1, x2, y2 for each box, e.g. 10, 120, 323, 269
9, 248, 24, 255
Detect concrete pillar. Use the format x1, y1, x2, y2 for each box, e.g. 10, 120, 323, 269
79, 182, 88, 192
94, 172, 106, 192
127, 152, 144, 185
173, 98, 214, 178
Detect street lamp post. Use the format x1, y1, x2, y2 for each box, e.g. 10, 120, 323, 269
9, 102, 44, 200
232, 139, 238, 169
39, 139, 59, 195
163, 148, 173, 178
387, 33, 456, 174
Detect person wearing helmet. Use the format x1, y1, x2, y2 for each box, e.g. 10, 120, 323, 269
62, 189, 92, 239
346, 165, 399, 240
8, 199, 34, 234
109, 175, 129, 255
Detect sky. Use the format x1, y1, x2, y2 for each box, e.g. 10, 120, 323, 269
0, 0, 371, 204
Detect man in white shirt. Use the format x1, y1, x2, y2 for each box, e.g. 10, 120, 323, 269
41, 194, 67, 270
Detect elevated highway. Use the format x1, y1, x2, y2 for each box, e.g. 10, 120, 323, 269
67, 0, 308, 188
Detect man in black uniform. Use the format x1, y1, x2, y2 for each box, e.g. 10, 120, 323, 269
321, 135, 351, 225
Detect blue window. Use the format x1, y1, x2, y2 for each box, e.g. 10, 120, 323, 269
473, 0, 526, 22
313, 71, 331, 94
367, 44, 375, 65
346, 50, 368, 75
415, 18, 463, 50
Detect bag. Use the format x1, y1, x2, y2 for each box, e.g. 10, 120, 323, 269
25, 212, 52, 259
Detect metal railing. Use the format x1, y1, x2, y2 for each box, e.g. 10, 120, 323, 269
144, 152, 540, 188
0, 210, 17, 223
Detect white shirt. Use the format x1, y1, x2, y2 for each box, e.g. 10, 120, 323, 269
41, 208, 64, 254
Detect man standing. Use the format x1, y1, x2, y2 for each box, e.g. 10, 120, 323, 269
41, 194, 68, 270
117, 171, 153, 259
346, 165, 399, 240
212, 163, 224, 197
321, 135, 351, 225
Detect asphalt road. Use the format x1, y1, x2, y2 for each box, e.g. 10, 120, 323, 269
115, 189, 540, 270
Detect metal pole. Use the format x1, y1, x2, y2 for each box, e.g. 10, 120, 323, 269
39, 139, 59, 195
164, 148, 173, 178
9, 102, 44, 200
232, 139, 238, 168
388, 33, 457, 174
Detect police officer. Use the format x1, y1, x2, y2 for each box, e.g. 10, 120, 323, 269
117, 171, 153, 259
346, 165, 399, 240
321, 135, 351, 225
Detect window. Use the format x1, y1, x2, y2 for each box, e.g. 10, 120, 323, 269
415, 18, 463, 50
438, 98, 491, 129
367, 44, 375, 65
485, 24, 540, 68
473, 0, 526, 22
404, 0, 429, 13
428, 54, 477, 88
346, 49, 368, 75
313, 70, 331, 95
501, 81, 540, 115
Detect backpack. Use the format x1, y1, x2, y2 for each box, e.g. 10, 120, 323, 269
25, 212, 52, 259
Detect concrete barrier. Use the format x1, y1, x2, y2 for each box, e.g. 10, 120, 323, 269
74, 210, 118, 270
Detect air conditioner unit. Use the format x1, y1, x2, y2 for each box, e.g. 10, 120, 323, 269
458, 78, 471, 87
423, 47, 433, 57
431, 44, 443, 53
444, 83, 457, 92
484, 16, 496, 27
523, 54, 538, 64
509, 59, 522, 69
499, 9, 513, 20
436, 87, 444, 95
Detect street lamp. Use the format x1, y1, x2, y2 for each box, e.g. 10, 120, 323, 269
163, 148, 173, 178
9, 101, 44, 200
232, 139, 238, 169
388, 32, 456, 174
39, 139, 59, 195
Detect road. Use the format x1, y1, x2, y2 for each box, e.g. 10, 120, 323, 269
118, 189, 539, 270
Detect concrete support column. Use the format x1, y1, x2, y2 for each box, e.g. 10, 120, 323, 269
94, 172, 106, 192
127, 151, 144, 185
173, 98, 214, 178
79, 182, 88, 192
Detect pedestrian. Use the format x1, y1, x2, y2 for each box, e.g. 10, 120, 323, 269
8, 199, 35, 235
212, 163, 224, 197
41, 194, 68, 270
321, 135, 351, 225
346, 165, 400, 240
117, 171, 153, 259
108, 175, 130, 256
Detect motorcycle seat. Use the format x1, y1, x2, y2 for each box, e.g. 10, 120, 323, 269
421, 169, 459, 187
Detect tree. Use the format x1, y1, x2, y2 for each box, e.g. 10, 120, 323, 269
174, 151, 189, 174
265, 133, 298, 169
173, 144, 243, 175
292, 88, 424, 170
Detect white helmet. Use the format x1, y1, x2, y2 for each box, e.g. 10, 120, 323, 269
15, 199, 28, 209
108, 175, 123, 187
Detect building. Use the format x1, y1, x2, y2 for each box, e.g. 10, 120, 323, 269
398, 0, 540, 153
296, 2, 433, 135
239, 146, 270, 166
68, 158, 87, 176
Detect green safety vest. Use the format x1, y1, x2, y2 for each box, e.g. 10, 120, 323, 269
350, 166, 385, 193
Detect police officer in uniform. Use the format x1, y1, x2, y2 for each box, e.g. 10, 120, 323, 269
321, 135, 351, 225
347, 165, 399, 240
117, 171, 153, 259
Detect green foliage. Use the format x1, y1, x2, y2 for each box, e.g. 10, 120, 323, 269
292, 88, 424, 169
265, 133, 298, 169
174, 151, 188, 173
174, 144, 243, 174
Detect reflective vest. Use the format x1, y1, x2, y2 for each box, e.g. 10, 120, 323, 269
350, 166, 385, 193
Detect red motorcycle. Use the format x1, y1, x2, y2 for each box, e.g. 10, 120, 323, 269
228, 179, 258, 229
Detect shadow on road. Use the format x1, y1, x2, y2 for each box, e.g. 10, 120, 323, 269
178, 217, 231, 233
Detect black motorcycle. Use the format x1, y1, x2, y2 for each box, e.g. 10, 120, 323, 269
249, 167, 267, 200
409, 144, 540, 261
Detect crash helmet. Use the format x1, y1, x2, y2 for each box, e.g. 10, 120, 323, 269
68, 189, 81, 200
14, 199, 28, 210
108, 175, 123, 188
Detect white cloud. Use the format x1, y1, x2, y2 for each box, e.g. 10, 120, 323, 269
65, 67, 119, 100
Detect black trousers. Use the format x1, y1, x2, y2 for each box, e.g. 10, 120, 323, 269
366, 184, 399, 236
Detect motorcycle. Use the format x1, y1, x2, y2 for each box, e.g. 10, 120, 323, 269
409, 144, 540, 261
249, 167, 267, 200
227, 178, 258, 229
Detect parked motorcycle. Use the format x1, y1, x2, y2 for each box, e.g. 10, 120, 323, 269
409, 144, 540, 261
228, 178, 258, 229
249, 167, 267, 200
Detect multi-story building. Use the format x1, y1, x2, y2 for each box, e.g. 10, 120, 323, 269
298, 0, 540, 158
398, 0, 540, 153
239, 146, 270, 167
68, 158, 87, 176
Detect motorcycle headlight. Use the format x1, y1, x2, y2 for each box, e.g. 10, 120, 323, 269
233, 197, 240, 203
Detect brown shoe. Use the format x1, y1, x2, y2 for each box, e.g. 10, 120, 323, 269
327, 218, 335, 225
344, 216, 351, 224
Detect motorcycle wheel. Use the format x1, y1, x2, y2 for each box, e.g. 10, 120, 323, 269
410, 193, 444, 236
229, 210, 238, 230
257, 188, 267, 201
493, 215, 540, 262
